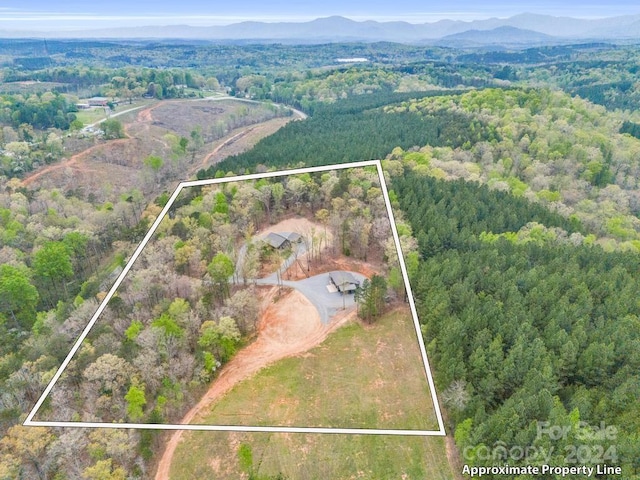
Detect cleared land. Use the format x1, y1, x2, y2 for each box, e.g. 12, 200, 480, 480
194, 308, 436, 429
20, 98, 292, 198
167, 308, 444, 479
154, 286, 356, 479
169, 431, 453, 480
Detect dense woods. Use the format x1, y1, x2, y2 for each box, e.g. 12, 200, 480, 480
393, 169, 640, 478
1, 164, 397, 478
1, 39, 639, 479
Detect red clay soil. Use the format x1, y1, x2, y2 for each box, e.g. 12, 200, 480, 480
21, 100, 294, 190
19, 104, 152, 188
198, 126, 255, 168
284, 254, 380, 281
193, 116, 296, 175
20, 138, 131, 187
154, 286, 356, 480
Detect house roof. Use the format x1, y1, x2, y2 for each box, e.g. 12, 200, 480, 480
283, 232, 301, 242
329, 271, 359, 287
264, 231, 301, 248
264, 232, 289, 249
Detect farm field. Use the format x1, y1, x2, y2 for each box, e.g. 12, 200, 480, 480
193, 308, 436, 430
167, 308, 446, 479
168, 431, 453, 479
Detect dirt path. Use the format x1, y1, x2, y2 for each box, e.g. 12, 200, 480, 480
20, 137, 130, 187
194, 115, 299, 175
441, 408, 464, 480
154, 287, 355, 480
199, 126, 257, 168
85, 104, 148, 129
20, 103, 155, 188
136, 101, 165, 123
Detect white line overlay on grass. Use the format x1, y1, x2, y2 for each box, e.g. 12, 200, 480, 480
24, 159, 446, 436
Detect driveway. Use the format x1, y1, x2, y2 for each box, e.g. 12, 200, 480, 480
234, 239, 307, 283
233, 235, 367, 325
257, 271, 367, 325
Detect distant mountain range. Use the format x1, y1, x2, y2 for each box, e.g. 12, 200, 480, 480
436, 26, 556, 48
2, 13, 640, 45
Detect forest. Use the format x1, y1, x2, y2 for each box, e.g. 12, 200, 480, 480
393, 171, 639, 478
0, 39, 639, 479
1, 162, 404, 478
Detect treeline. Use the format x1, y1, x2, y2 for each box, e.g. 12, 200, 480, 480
0, 91, 76, 130
394, 61, 496, 89
309, 89, 467, 116
569, 80, 639, 112
387, 87, 640, 246
198, 90, 488, 179
392, 175, 585, 257
620, 120, 640, 140
6, 66, 214, 99
516, 51, 640, 112
393, 169, 640, 479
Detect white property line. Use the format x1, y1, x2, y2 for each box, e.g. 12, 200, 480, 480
375, 161, 446, 436
24, 421, 443, 436
25, 159, 446, 436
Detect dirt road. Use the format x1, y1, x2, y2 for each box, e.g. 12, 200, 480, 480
20, 104, 150, 187
21, 98, 301, 189
154, 287, 355, 479
20, 137, 130, 187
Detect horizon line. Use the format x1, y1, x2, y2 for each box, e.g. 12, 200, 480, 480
2, 11, 640, 32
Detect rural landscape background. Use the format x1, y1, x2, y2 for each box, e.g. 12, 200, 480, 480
1, 2, 640, 479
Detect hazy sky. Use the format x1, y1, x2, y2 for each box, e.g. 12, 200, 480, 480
2, 1, 640, 30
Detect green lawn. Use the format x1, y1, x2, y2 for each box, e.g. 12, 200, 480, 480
169, 309, 453, 479
74, 99, 151, 126
201, 309, 437, 430
170, 431, 454, 479
74, 107, 109, 125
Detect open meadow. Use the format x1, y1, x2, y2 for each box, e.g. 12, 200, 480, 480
168, 308, 447, 479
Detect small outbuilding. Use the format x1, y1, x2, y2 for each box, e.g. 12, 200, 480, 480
329, 271, 360, 294
88, 97, 110, 107
264, 232, 290, 250
263, 232, 302, 250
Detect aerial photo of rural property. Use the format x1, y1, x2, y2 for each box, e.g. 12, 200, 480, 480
25, 161, 444, 477
2, 0, 640, 479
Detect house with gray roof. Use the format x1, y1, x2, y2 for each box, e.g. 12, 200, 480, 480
263, 231, 302, 250
329, 271, 360, 294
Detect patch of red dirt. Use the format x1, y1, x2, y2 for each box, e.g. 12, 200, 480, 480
154, 286, 355, 480
284, 254, 379, 281
21, 137, 131, 187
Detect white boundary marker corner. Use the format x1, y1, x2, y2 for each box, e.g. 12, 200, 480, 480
24, 160, 446, 437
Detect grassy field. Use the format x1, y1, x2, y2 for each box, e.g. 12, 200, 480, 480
169, 308, 453, 479
74, 107, 110, 125
74, 98, 151, 125
169, 431, 454, 479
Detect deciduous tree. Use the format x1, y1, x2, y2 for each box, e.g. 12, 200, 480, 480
0, 264, 39, 329
207, 252, 234, 300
